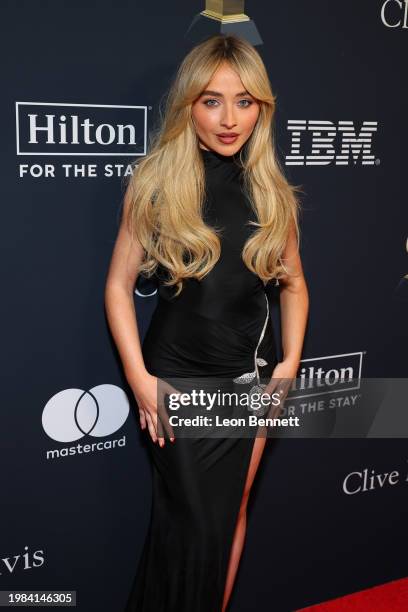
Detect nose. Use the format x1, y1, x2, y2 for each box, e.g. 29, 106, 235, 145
220, 103, 237, 130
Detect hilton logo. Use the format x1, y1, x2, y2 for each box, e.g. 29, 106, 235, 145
285, 120, 378, 166
289, 351, 364, 399
15, 102, 147, 156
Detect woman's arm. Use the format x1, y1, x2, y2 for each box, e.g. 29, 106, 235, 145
278, 221, 309, 371
104, 186, 148, 387
264, 221, 309, 409
104, 187, 176, 446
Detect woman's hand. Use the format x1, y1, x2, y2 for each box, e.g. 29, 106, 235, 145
270, 359, 299, 381
262, 359, 299, 418
130, 371, 180, 446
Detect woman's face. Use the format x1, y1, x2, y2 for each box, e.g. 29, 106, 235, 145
191, 61, 260, 156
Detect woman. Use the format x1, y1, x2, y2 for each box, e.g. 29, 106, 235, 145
105, 34, 309, 611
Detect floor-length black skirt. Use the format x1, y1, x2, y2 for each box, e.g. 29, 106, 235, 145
125, 294, 277, 611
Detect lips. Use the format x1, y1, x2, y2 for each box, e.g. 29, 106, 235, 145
216, 133, 239, 144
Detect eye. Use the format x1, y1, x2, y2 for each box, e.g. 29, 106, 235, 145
238, 99, 253, 108
203, 99, 219, 107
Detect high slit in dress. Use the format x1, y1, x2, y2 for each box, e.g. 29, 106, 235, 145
125, 145, 277, 611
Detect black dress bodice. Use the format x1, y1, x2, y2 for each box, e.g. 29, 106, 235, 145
155, 146, 266, 340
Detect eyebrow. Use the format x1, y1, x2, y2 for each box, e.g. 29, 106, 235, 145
200, 89, 251, 97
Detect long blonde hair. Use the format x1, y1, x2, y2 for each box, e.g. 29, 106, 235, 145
126, 34, 303, 297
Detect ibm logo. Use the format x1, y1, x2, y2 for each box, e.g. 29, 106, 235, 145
15, 102, 147, 156
285, 120, 378, 166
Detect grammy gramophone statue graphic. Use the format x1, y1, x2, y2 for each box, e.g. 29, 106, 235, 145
185, 0, 262, 45
396, 237, 408, 299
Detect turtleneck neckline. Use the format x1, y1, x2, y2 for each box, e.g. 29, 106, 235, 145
199, 145, 244, 170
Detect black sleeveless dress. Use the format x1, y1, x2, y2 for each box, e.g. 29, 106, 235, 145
125, 146, 278, 611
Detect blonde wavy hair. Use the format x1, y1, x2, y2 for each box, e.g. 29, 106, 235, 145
125, 34, 303, 297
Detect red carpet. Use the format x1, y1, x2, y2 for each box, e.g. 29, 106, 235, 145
297, 577, 408, 611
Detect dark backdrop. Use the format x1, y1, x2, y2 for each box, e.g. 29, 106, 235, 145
1, 1, 407, 610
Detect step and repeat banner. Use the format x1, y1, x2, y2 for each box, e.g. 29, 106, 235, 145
1, 1, 407, 610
